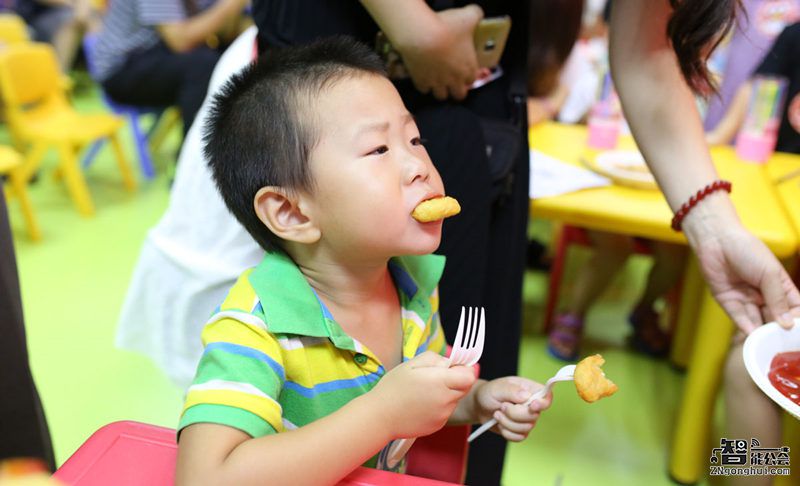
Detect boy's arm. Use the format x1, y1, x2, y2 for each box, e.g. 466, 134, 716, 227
177, 352, 476, 485
177, 393, 391, 486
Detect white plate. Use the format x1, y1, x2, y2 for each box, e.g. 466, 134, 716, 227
584, 150, 658, 190
742, 321, 800, 419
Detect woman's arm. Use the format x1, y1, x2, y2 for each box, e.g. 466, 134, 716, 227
609, 0, 800, 332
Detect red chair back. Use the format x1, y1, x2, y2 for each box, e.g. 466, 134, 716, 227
54, 420, 468, 485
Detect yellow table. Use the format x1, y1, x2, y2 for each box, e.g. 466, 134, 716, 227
529, 122, 799, 484
767, 153, 800, 239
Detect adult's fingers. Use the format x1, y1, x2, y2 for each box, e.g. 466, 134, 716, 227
761, 265, 793, 328
721, 299, 759, 335
448, 82, 469, 101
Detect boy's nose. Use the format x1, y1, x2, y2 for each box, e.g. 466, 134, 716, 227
403, 153, 431, 185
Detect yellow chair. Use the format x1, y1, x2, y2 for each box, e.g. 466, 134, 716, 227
0, 43, 136, 216
0, 145, 40, 240
0, 14, 29, 46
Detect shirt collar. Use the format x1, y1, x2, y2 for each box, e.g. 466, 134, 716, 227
248, 250, 445, 338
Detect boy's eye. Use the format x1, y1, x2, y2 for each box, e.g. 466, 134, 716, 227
411, 137, 427, 146
367, 145, 389, 156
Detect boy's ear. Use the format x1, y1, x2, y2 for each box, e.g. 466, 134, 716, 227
254, 187, 321, 244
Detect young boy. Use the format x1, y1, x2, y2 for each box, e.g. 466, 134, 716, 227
175, 37, 551, 485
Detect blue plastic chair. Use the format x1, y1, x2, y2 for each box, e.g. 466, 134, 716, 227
81, 32, 179, 179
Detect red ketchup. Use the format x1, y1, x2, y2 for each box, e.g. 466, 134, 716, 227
768, 351, 800, 406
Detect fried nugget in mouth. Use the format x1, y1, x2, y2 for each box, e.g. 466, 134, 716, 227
411, 196, 461, 222
574, 354, 618, 403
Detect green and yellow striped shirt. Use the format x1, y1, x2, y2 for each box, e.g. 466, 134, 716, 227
178, 250, 447, 470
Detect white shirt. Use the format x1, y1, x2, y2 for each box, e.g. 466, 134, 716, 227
116, 27, 263, 388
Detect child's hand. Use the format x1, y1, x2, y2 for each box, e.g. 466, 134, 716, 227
370, 351, 477, 439
473, 377, 552, 441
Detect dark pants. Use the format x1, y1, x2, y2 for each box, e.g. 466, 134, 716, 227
406, 79, 530, 485
0, 196, 55, 470
102, 42, 221, 136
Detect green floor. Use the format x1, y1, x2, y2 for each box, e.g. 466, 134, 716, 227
6, 82, 721, 485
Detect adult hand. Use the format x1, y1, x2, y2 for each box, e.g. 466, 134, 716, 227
687, 222, 800, 334
394, 5, 483, 101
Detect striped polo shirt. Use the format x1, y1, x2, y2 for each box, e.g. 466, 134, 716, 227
92, 0, 216, 82
179, 250, 447, 471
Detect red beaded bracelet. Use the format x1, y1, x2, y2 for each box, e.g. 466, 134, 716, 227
670, 180, 732, 232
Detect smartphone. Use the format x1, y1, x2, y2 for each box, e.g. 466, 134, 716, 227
473, 16, 511, 69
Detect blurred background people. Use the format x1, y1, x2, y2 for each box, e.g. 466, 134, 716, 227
707, 21, 800, 154
2, 0, 101, 71
704, 0, 799, 131
91, 0, 250, 136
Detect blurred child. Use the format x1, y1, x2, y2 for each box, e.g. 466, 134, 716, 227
713, 22, 800, 486
548, 231, 687, 361
707, 22, 800, 154
704, 0, 800, 131
175, 38, 551, 484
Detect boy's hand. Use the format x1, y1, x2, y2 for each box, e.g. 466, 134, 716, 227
370, 351, 476, 439
473, 377, 552, 441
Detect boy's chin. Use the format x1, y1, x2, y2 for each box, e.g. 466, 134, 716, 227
398, 235, 442, 256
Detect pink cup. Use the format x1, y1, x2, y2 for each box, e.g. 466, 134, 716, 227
587, 116, 620, 150
735, 131, 777, 164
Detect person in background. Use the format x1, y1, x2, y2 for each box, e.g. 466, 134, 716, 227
0, 196, 55, 473
6, 0, 100, 72
547, 231, 687, 361
609, 0, 800, 337
526, 0, 688, 362
175, 38, 552, 485
704, 0, 799, 131
707, 22, 800, 486
527, 0, 605, 126
707, 22, 800, 154
91, 0, 250, 136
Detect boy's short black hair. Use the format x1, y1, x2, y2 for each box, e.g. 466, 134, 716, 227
204, 36, 387, 251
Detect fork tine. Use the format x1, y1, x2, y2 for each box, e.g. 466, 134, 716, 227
475, 307, 485, 359
468, 307, 478, 348
452, 307, 473, 366
454, 307, 478, 366
448, 306, 466, 363
465, 307, 485, 367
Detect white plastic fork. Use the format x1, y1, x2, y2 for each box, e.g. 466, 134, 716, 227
467, 364, 575, 442
386, 306, 485, 468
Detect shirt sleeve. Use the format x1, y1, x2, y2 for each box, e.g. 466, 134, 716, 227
754, 24, 800, 78
178, 315, 286, 438
137, 0, 189, 27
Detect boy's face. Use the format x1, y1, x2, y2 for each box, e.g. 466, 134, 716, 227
304, 74, 445, 260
